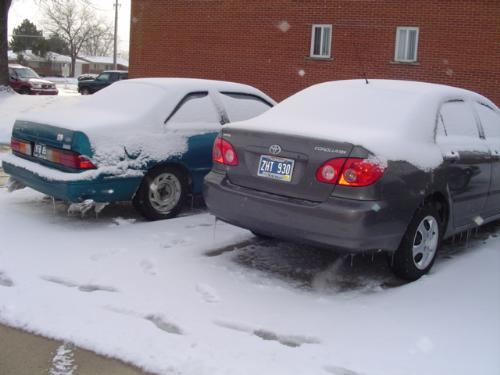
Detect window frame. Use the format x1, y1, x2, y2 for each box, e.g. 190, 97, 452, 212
164, 91, 223, 125
394, 26, 419, 63
309, 24, 332, 59
434, 99, 483, 143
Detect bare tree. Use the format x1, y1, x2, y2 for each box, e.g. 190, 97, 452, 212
81, 23, 113, 56
41, 0, 111, 76
0, 0, 13, 87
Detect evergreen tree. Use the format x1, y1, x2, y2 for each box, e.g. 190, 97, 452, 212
9, 19, 47, 56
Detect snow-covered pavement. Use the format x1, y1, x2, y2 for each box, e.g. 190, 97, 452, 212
0, 187, 499, 375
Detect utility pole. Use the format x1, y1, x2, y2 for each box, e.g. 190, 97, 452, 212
113, 0, 119, 70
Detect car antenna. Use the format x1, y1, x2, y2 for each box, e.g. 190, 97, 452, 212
353, 41, 369, 85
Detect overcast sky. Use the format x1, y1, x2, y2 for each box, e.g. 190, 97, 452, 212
8, 0, 131, 56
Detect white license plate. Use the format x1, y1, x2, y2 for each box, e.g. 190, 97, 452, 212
257, 155, 295, 182
33, 143, 48, 159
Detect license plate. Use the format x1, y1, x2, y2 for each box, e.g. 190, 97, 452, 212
257, 155, 295, 182
33, 143, 48, 159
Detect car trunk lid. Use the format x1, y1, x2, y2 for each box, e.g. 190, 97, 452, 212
12, 120, 93, 172
223, 129, 354, 202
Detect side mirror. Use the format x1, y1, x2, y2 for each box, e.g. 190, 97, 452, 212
10, 75, 17, 81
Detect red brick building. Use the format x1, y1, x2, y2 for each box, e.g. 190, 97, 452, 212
129, 0, 500, 105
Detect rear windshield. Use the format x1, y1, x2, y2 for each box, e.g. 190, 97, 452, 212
86, 81, 167, 115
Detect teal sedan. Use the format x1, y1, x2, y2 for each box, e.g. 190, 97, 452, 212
2, 78, 274, 220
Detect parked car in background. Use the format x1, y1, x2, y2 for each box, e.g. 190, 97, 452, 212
78, 70, 128, 95
204, 79, 500, 280
8, 64, 58, 95
77, 73, 98, 81
3, 78, 274, 220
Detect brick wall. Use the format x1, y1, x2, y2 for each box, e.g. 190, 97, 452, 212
129, 0, 500, 105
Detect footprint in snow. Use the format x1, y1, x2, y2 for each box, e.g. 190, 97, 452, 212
323, 366, 365, 375
41, 276, 117, 293
104, 307, 184, 336
196, 283, 220, 303
140, 259, 158, 276
0, 271, 14, 287
162, 238, 189, 249
214, 320, 320, 348
146, 314, 183, 335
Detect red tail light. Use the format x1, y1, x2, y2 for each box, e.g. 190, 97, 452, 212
212, 136, 239, 166
315, 158, 347, 184
11, 137, 96, 170
11, 137, 32, 156
316, 157, 385, 187
56, 152, 97, 170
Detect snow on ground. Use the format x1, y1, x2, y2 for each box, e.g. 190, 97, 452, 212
0, 79, 79, 145
0, 187, 499, 375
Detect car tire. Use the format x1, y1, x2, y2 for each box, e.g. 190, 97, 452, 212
133, 166, 188, 221
80, 88, 90, 95
251, 231, 273, 240
389, 203, 442, 281
19, 87, 30, 95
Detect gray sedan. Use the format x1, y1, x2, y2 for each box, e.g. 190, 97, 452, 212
204, 79, 500, 281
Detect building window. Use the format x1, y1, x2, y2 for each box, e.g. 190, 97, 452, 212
395, 27, 419, 62
310, 24, 332, 58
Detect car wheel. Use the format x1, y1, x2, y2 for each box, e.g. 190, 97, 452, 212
133, 166, 188, 221
80, 88, 90, 95
251, 231, 273, 240
19, 87, 30, 95
390, 204, 442, 281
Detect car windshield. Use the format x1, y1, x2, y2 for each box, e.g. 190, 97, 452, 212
97, 73, 110, 81
13, 67, 40, 79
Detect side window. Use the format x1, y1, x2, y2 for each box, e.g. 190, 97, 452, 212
438, 101, 480, 139
167, 92, 220, 125
475, 102, 500, 139
109, 73, 119, 82
220, 92, 272, 122
97, 73, 110, 81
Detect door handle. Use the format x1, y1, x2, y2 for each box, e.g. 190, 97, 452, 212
443, 151, 460, 162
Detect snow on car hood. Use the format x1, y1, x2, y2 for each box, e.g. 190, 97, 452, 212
27, 78, 55, 86
230, 79, 496, 170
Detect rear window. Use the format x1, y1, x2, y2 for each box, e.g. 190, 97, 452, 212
167, 92, 220, 125
220, 92, 272, 122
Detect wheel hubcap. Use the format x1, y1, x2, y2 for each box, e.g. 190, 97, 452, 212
412, 215, 439, 270
148, 173, 181, 213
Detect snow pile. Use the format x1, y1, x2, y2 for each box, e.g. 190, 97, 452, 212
231, 79, 496, 170
0, 188, 499, 375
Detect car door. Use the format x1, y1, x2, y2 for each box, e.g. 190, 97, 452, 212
165, 91, 223, 192
92, 72, 111, 92
474, 101, 500, 219
436, 100, 492, 228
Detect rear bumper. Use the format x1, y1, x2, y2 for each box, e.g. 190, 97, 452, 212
2, 159, 141, 203
30, 88, 59, 95
204, 171, 414, 252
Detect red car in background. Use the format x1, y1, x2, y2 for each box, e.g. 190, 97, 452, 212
8, 64, 58, 95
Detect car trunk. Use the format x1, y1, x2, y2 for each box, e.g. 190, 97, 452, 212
224, 128, 354, 202
12, 120, 93, 171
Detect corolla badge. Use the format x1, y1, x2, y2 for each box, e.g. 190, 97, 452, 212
269, 144, 282, 155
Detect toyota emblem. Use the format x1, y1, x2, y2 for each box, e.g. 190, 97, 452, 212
269, 144, 282, 155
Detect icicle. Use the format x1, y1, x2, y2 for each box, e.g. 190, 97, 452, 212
52, 196, 56, 215
213, 216, 218, 241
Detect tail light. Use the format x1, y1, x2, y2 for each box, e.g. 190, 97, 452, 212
212, 136, 239, 166
316, 157, 385, 187
11, 138, 32, 156
11, 137, 96, 170
315, 158, 347, 184
55, 152, 97, 170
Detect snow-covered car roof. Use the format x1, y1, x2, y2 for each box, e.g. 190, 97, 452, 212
230, 79, 498, 170
17, 78, 275, 132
